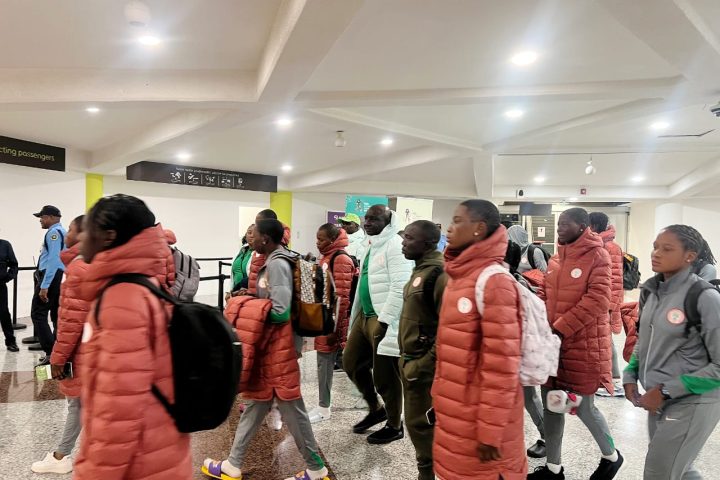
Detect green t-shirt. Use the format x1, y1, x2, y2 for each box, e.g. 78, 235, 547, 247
359, 250, 376, 317
231, 248, 252, 289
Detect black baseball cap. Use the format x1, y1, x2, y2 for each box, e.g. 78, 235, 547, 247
33, 205, 62, 218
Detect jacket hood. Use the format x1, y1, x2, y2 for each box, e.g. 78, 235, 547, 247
163, 229, 177, 245
79, 224, 170, 301
61, 244, 82, 267
367, 210, 400, 249
445, 225, 508, 279
599, 225, 617, 244
320, 228, 349, 256
347, 228, 366, 244
507, 225, 530, 248
558, 227, 604, 260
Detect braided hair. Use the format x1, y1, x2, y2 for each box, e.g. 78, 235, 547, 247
664, 224, 716, 271
87, 194, 156, 249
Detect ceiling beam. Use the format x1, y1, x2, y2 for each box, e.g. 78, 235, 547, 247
493, 185, 668, 201
284, 146, 463, 190
296, 76, 688, 107
668, 154, 720, 198
300, 180, 476, 199
0, 69, 256, 104
89, 108, 267, 173
601, 0, 720, 92
473, 154, 494, 198
256, 0, 364, 102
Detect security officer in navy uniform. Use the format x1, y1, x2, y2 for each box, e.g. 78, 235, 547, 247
31, 206, 66, 365
0, 236, 19, 352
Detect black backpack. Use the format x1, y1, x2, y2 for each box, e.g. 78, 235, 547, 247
623, 253, 641, 290
505, 240, 522, 274
95, 274, 241, 433
639, 277, 720, 339
527, 244, 551, 270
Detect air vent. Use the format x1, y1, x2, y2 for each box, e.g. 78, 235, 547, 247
658, 129, 715, 138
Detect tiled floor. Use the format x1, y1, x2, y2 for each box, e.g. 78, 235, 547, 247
2, 319, 719, 479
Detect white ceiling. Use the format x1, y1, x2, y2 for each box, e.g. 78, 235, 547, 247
1, 0, 719, 202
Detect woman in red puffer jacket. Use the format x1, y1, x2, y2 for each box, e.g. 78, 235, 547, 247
432, 200, 526, 480
308, 224, 355, 424
73, 195, 192, 480
31, 215, 91, 475
529, 208, 622, 480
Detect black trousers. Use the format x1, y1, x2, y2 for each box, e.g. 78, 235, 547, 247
30, 270, 62, 355
0, 283, 15, 346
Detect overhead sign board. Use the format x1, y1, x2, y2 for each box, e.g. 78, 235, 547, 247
126, 161, 277, 193
0, 135, 65, 172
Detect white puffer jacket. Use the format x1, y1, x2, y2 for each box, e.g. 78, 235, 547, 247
346, 229, 367, 261
350, 211, 413, 357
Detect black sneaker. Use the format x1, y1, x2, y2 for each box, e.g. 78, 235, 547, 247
28, 343, 44, 351
589, 451, 624, 480
22, 336, 39, 345
367, 422, 404, 445
352, 407, 388, 434
6, 343, 19, 353
528, 465, 565, 479
36, 356, 51, 367
527, 439, 546, 458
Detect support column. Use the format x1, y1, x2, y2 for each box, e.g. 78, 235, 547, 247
270, 191, 293, 229
85, 173, 104, 211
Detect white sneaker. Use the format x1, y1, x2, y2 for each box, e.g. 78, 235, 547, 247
267, 406, 283, 431
308, 406, 332, 424
31, 452, 73, 474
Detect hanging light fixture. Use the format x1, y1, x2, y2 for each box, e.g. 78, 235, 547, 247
585, 156, 596, 175
334, 130, 347, 148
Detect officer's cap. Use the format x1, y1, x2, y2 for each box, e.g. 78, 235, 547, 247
33, 205, 61, 218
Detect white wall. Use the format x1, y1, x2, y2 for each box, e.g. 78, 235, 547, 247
0, 164, 86, 318
103, 176, 270, 297
627, 201, 658, 284
682, 200, 720, 270
291, 192, 346, 257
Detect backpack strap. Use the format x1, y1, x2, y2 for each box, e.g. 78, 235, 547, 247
527, 244, 537, 270
93, 273, 178, 416
422, 266, 444, 314
474, 264, 512, 315
684, 279, 719, 337
329, 250, 344, 274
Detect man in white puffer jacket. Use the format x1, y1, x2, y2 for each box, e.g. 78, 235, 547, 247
343, 205, 413, 445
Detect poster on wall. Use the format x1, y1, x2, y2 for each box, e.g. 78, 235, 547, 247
126, 161, 277, 192
0, 135, 65, 172
345, 195, 388, 217
327, 211, 345, 228
395, 197, 434, 229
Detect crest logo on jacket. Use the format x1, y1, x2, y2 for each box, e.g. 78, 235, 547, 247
412, 277, 422, 288
570, 268, 583, 279
667, 308, 686, 325
457, 297, 473, 314
258, 277, 268, 289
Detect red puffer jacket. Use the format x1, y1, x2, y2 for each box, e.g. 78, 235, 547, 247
73, 225, 192, 480
432, 226, 527, 480
621, 302, 639, 362
544, 228, 613, 396
315, 230, 355, 353
163, 229, 177, 289
248, 224, 291, 294
50, 246, 90, 398
225, 295, 301, 402
599, 226, 624, 334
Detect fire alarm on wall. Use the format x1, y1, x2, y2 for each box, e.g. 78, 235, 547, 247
580, 188, 587, 196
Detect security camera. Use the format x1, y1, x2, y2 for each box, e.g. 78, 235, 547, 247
585, 161, 596, 175
516, 189, 524, 198
710, 101, 720, 117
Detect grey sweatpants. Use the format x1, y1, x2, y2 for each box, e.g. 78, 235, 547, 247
317, 351, 337, 408
228, 398, 325, 471
644, 402, 720, 480
541, 387, 615, 465
57, 397, 81, 456
524, 386, 545, 438
611, 341, 621, 379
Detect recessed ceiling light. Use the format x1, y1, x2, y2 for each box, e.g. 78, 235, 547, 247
281, 164, 293, 172
568, 197, 579, 202
138, 35, 161, 46
381, 137, 394, 146
632, 175, 645, 183
176, 151, 192, 162
534, 176, 546, 183
650, 121, 670, 131
275, 116, 293, 128
85, 106, 101, 114
504, 109, 525, 119
510, 51, 538, 66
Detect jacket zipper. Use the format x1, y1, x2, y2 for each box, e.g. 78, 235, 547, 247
643, 294, 657, 383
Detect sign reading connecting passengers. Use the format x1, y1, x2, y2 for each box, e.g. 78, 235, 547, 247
0, 136, 66, 172
126, 161, 277, 193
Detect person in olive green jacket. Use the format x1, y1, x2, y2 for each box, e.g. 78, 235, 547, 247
399, 220, 448, 480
